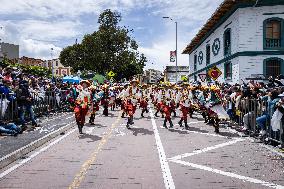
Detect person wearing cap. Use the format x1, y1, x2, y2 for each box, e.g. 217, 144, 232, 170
162, 98, 174, 129
178, 96, 190, 129
16, 79, 38, 130
100, 84, 110, 116
74, 80, 91, 134
123, 78, 140, 128
88, 85, 100, 125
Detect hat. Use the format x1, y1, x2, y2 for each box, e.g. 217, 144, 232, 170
278, 92, 284, 97
80, 80, 91, 87
130, 78, 139, 84
77, 85, 83, 91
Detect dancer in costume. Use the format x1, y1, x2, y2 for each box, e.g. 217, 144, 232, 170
74, 80, 91, 134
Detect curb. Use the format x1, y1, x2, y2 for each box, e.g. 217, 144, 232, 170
0, 121, 76, 170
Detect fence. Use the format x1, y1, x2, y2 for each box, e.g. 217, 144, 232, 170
224, 97, 284, 147
0, 90, 72, 124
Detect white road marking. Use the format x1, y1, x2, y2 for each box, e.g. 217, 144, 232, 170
168, 138, 244, 161
170, 159, 284, 189
0, 128, 76, 179
149, 108, 175, 189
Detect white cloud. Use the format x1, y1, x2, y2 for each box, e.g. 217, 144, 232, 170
21, 39, 61, 60
0, 0, 224, 68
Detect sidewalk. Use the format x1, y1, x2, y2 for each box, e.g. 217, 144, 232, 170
0, 112, 75, 169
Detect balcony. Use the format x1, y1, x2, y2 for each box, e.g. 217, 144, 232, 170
265, 38, 281, 49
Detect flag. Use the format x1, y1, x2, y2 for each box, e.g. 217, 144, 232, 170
170, 51, 176, 62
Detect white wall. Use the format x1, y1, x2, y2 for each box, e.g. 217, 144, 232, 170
238, 5, 284, 51
188, 9, 240, 74
239, 55, 284, 81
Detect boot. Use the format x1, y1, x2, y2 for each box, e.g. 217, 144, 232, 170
130, 116, 134, 125
185, 120, 189, 130
163, 119, 168, 129
141, 110, 145, 117
126, 118, 131, 129
155, 111, 159, 117
213, 119, 220, 133
78, 125, 83, 134
169, 120, 174, 128
178, 120, 183, 127
173, 111, 177, 117
121, 112, 125, 118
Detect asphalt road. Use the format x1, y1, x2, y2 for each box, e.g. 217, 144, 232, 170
0, 107, 284, 189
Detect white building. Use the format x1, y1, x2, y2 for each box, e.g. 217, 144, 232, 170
164, 66, 189, 83
183, 0, 284, 84
143, 69, 162, 84
45, 59, 71, 76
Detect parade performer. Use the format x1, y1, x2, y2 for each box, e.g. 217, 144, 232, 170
163, 98, 174, 128
124, 78, 140, 128
140, 97, 149, 117
170, 99, 177, 117
101, 84, 109, 116
74, 80, 91, 134
178, 96, 190, 129
125, 98, 134, 129
207, 85, 230, 133
89, 85, 100, 125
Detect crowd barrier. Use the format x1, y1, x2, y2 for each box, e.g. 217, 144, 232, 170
224, 97, 284, 147
0, 90, 72, 123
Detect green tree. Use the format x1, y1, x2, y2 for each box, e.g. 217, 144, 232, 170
60, 9, 147, 80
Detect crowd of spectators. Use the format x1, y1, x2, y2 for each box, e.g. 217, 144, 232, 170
220, 75, 284, 146
0, 65, 72, 137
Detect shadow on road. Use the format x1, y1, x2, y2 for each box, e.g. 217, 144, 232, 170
79, 134, 102, 142
217, 131, 240, 138
131, 127, 154, 136
168, 128, 188, 134
189, 126, 210, 134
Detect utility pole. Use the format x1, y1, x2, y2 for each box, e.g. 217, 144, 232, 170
51, 48, 54, 80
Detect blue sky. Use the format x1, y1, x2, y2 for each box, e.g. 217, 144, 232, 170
0, 0, 223, 71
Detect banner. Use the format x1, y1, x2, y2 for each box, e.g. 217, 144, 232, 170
170, 51, 176, 62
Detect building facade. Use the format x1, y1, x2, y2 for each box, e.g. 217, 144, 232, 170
45, 59, 71, 76
0, 42, 19, 61
143, 69, 162, 84
19, 56, 45, 67
164, 66, 189, 83
183, 0, 284, 84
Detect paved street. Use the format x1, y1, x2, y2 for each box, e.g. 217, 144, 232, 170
0, 108, 284, 189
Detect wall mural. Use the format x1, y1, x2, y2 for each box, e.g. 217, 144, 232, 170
212, 38, 221, 56
198, 51, 203, 65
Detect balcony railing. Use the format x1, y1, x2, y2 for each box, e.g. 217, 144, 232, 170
265, 38, 281, 48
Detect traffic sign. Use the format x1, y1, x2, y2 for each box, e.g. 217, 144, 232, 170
198, 74, 207, 82
181, 75, 188, 82
208, 66, 222, 81
108, 71, 116, 77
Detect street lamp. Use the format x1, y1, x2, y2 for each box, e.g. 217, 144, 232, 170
0, 27, 3, 61
50, 47, 54, 80
163, 16, 178, 83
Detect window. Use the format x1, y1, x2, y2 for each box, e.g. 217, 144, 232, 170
56, 61, 58, 66
264, 18, 283, 49
224, 28, 231, 56
264, 58, 283, 78
224, 62, 232, 80
206, 45, 210, 65
56, 70, 59, 75
194, 54, 197, 71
